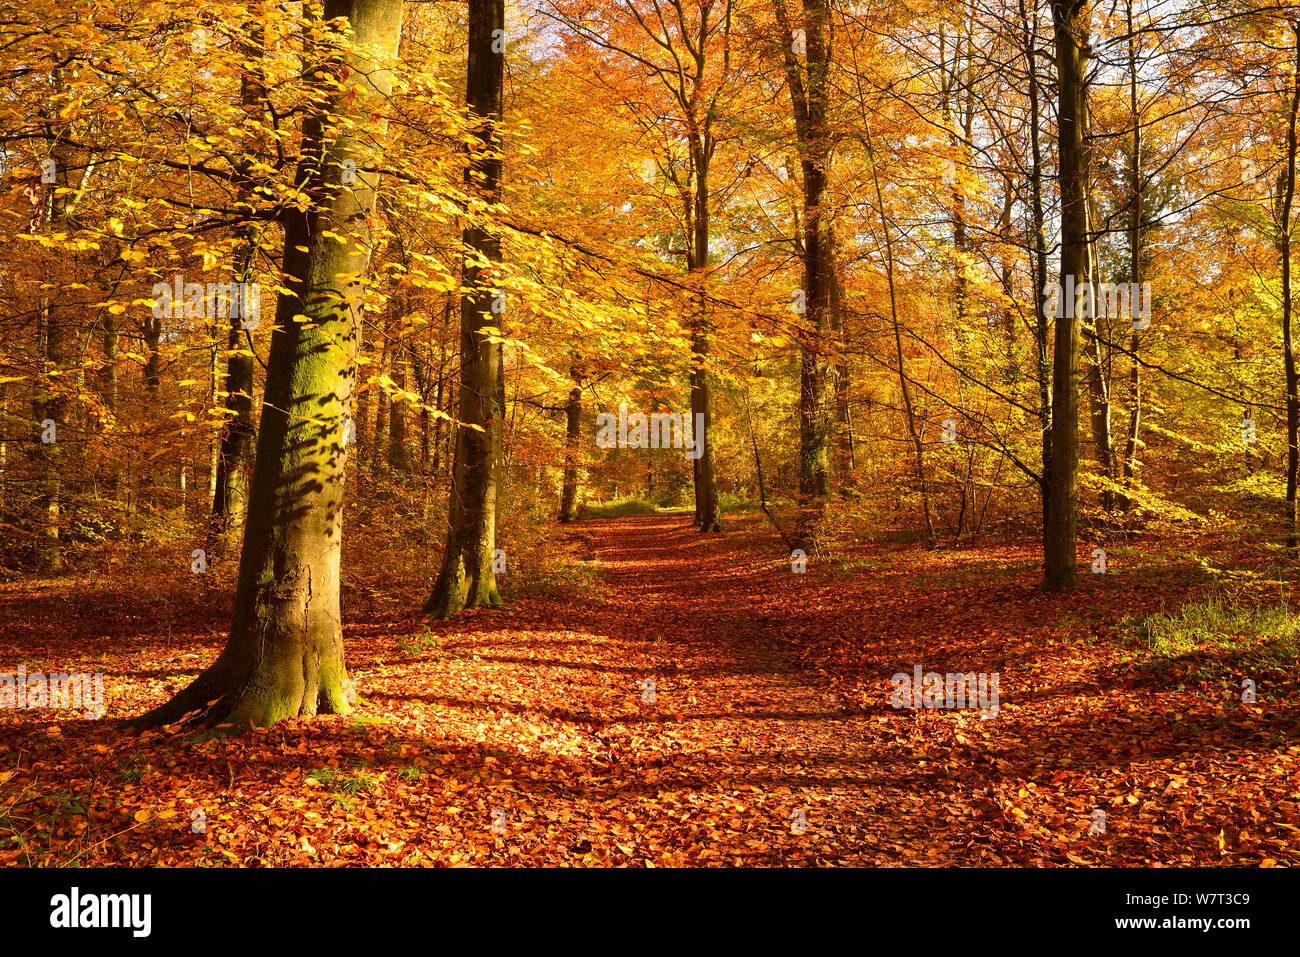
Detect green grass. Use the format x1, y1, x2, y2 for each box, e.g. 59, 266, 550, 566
1121, 596, 1300, 656
577, 497, 664, 520
399, 623, 440, 656
1118, 594, 1300, 689
308, 766, 376, 809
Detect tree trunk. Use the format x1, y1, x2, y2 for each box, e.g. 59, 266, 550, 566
388, 316, 409, 472
430, 294, 452, 475
211, 244, 259, 551
776, 0, 834, 548
1022, 0, 1052, 535
1086, 332, 1114, 511
424, 0, 506, 617
34, 137, 79, 573
689, 146, 721, 532
1043, 0, 1092, 590
862, 123, 936, 547
559, 372, 582, 522
373, 335, 389, 457
1119, 0, 1143, 512
137, 0, 403, 728
35, 297, 64, 573
1281, 20, 1300, 553
828, 228, 854, 479
212, 12, 266, 551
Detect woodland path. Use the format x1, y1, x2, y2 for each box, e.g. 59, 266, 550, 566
1, 515, 1294, 866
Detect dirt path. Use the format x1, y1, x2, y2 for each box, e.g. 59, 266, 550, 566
3, 514, 1295, 867
352, 514, 996, 866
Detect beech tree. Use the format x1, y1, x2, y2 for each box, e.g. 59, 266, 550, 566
424, 0, 508, 617
1043, 0, 1093, 590
771, 0, 834, 547
141, 0, 404, 726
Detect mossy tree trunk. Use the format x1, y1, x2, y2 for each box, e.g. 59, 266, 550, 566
137, 0, 404, 728
424, 0, 506, 618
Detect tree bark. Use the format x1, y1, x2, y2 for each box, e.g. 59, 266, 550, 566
212, 11, 266, 551
1021, 0, 1052, 536
688, 146, 721, 532
34, 134, 81, 573
137, 0, 404, 728
862, 123, 935, 547
559, 371, 582, 522
388, 310, 409, 473
775, 0, 834, 548
424, 0, 506, 617
1043, 0, 1092, 590
1281, 20, 1300, 553
211, 245, 259, 552
1119, 0, 1143, 512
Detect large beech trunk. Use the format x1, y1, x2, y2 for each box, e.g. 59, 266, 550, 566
1043, 0, 1092, 590
775, 0, 834, 548
137, 0, 403, 728
424, 0, 506, 617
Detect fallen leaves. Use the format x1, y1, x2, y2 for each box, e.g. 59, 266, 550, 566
1, 517, 1297, 867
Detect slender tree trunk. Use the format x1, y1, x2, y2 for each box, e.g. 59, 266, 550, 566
373, 334, 389, 457
862, 124, 935, 546
212, 12, 266, 551
1086, 328, 1114, 511
144, 315, 161, 393
430, 294, 452, 475
99, 314, 120, 496
1119, 0, 1143, 511
1044, 0, 1093, 590
776, 0, 833, 548
690, 146, 721, 532
424, 0, 506, 617
211, 241, 259, 551
1083, 127, 1114, 511
388, 309, 409, 472
34, 137, 79, 573
137, 0, 404, 728
1022, 0, 1052, 536
559, 372, 582, 522
828, 228, 854, 478
1281, 20, 1300, 553
409, 343, 431, 470
35, 298, 64, 573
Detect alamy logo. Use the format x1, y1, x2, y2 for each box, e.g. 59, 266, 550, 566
151, 274, 261, 328
1044, 277, 1151, 329
49, 887, 151, 937
890, 665, 999, 718
595, 402, 705, 460
0, 666, 104, 718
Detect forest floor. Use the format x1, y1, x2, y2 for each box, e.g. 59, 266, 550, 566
1, 514, 1298, 866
